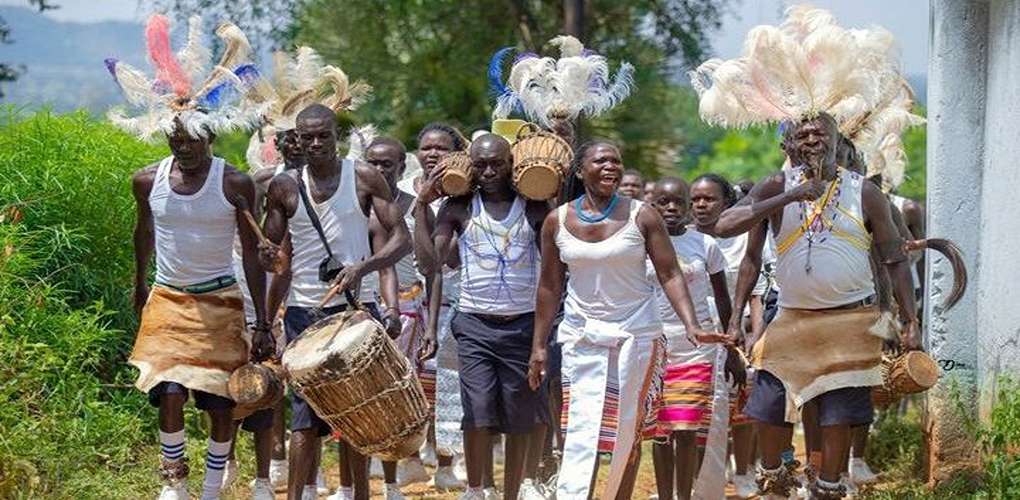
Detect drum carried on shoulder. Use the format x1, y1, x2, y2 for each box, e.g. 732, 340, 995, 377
872, 350, 940, 408
439, 151, 474, 197
282, 309, 430, 461
510, 122, 573, 201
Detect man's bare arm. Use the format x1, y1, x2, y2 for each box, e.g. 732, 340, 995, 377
716, 172, 817, 237
131, 166, 157, 316
863, 182, 919, 350
727, 222, 767, 343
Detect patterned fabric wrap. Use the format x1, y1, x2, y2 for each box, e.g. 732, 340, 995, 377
431, 305, 464, 456
560, 335, 666, 453
394, 283, 435, 407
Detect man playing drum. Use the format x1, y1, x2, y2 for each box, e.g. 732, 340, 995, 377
260, 104, 411, 500
416, 134, 550, 500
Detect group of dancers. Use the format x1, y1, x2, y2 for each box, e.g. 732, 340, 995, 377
108, 5, 932, 500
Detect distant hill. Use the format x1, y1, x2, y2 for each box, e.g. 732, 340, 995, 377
0, 6, 145, 113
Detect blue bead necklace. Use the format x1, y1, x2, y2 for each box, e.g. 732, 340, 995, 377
575, 193, 619, 224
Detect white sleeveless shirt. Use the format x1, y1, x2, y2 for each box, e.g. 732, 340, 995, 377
150, 156, 236, 287
395, 192, 422, 287
457, 194, 539, 315
775, 166, 875, 309
557, 200, 660, 340
287, 160, 372, 308
398, 176, 461, 304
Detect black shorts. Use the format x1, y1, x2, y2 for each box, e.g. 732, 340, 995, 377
283, 303, 380, 436
241, 407, 275, 432
451, 311, 549, 434
148, 381, 234, 411
745, 370, 874, 427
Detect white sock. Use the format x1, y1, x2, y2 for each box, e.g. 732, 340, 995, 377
159, 429, 186, 463
200, 438, 232, 499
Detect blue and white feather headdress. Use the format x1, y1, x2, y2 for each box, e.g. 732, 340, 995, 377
104, 15, 270, 142
489, 35, 635, 128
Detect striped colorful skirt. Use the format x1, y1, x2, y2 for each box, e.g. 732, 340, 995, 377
560, 336, 665, 454
654, 362, 715, 438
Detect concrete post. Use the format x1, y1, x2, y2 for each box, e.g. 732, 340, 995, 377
924, 0, 988, 483
976, 0, 1020, 418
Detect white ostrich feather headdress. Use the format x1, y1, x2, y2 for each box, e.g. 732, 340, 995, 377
781, 5, 925, 190
255, 46, 372, 132
688, 5, 883, 129
104, 15, 268, 143
489, 35, 635, 128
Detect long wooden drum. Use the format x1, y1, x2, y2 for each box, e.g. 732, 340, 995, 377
886, 350, 939, 394
511, 123, 573, 201
282, 310, 429, 461
230, 362, 285, 420
439, 151, 474, 197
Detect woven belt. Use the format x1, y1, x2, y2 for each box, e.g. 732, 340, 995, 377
156, 275, 237, 294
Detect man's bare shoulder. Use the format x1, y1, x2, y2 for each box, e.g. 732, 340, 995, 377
131, 163, 160, 198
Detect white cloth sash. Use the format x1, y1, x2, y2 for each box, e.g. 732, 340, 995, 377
557, 318, 656, 499
692, 344, 730, 499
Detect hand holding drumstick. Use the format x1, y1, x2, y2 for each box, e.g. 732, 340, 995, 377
230, 194, 289, 274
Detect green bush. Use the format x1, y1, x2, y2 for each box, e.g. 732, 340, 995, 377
0, 109, 165, 497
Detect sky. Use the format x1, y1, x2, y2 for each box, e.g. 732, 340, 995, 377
0, 0, 930, 76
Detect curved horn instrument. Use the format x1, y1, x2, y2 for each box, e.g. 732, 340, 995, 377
903, 238, 968, 310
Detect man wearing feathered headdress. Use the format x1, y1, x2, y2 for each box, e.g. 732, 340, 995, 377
107, 15, 274, 500
690, 6, 922, 499
258, 99, 410, 500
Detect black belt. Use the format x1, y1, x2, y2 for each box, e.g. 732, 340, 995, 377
474, 312, 525, 324
828, 295, 877, 311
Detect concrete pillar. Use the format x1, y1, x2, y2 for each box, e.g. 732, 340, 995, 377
924, 0, 988, 484
976, 0, 1020, 416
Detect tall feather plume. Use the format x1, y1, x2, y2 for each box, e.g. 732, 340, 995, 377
175, 16, 211, 86
145, 15, 190, 97
345, 124, 377, 160
290, 47, 324, 91
105, 14, 267, 142
488, 47, 514, 98
549, 35, 584, 58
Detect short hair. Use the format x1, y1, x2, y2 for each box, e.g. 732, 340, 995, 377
622, 169, 643, 180
417, 122, 468, 151
368, 136, 406, 155
564, 139, 618, 201
692, 173, 737, 208
296, 103, 336, 124
656, 176, 689, 194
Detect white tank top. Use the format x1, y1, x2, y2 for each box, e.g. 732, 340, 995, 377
457, 194, 539, 315
775, 166, 875, 309
395, 193, 422, 286
150, 156, 236, 287
287, 160, 372, 308
557, 200, 660, 339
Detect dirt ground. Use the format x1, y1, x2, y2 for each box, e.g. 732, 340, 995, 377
223, 435, 811, 499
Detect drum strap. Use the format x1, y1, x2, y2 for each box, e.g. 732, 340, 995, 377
297, 167, 359, 308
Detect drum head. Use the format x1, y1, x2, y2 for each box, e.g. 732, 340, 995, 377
282, 310, 376, 380
903, 351, 939, 389
517, 166, 561, 201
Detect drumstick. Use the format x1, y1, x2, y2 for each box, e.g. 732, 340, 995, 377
229, 194, 271, 246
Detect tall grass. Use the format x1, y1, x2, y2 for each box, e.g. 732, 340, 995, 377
0, 109, 186, 497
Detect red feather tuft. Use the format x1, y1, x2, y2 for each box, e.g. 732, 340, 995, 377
145, 15, 191, 97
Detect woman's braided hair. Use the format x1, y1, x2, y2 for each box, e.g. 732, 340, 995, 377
416, 122, 469, 151
692, 173, 738, 208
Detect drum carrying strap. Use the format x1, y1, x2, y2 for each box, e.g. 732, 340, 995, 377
297, 167, 360, 309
